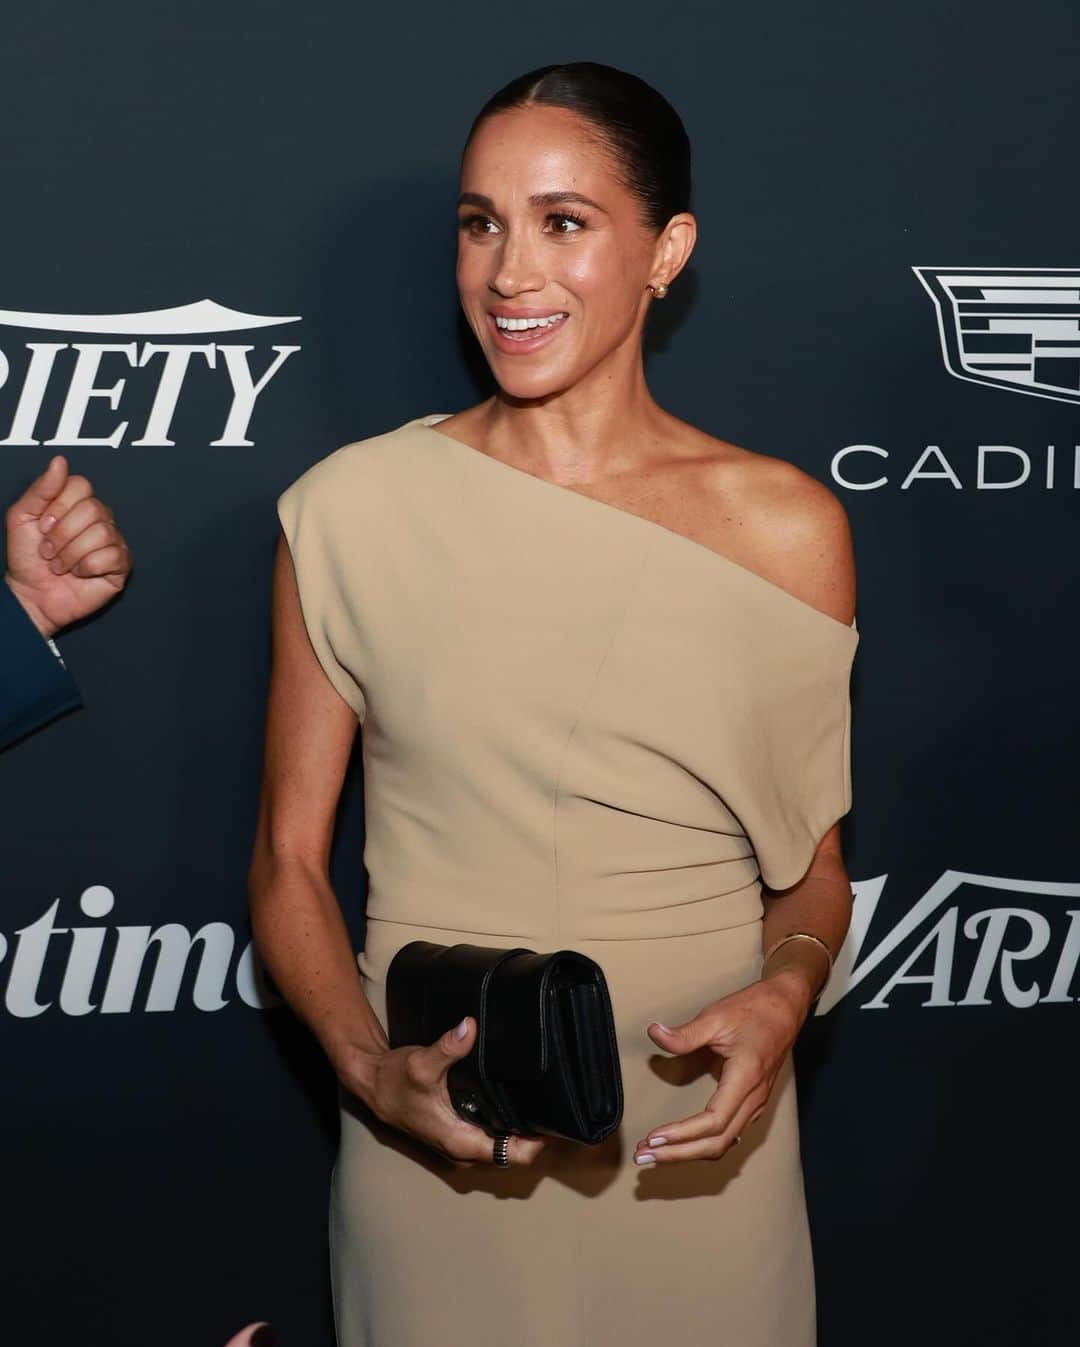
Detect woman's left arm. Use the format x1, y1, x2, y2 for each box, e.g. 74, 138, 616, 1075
757, 825, 851, 1016
632, 834, 852, 1167
632, 463, 857, 1167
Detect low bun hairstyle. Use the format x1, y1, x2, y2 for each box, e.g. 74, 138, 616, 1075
462, 61, 692, 234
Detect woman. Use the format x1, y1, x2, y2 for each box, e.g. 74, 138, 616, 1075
249, 61, 859, 1347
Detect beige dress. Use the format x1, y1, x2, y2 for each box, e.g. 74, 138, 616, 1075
276, 412, 859, 1347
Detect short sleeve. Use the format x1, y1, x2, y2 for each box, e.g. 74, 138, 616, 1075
276, 468, 367, 722
733, 618, 858, 892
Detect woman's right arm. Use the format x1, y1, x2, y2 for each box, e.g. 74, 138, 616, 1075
248, 532, 549, 1168
247, 533, 387, 1104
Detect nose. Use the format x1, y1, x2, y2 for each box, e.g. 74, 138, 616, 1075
490, 226, 545, 296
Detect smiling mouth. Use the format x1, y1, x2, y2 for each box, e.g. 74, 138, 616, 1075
487, 312, 570, 345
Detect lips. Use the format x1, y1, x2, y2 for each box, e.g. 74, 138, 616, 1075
486, 311, 570, 354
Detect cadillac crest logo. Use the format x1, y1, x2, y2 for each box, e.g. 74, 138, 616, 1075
914, 266, 1080, 405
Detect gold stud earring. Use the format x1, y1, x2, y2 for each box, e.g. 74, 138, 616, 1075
648, 282, 669, 298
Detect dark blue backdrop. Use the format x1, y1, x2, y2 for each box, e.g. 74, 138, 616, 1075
2, 3, 1076, 1344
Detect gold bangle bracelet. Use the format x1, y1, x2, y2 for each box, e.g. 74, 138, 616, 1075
762, 931, 834, 1001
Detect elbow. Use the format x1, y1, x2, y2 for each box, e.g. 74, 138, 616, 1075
247, 834, 328, 914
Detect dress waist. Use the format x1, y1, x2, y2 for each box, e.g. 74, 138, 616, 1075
363, 865, 764, 943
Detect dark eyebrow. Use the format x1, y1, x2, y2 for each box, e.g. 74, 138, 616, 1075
457, 190, 609, 215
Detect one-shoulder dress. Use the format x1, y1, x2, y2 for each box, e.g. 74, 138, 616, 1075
275, 412, 859, 1347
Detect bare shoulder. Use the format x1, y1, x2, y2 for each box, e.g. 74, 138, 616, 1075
688, 426, 856, 626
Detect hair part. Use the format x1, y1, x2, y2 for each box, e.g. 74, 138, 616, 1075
463, 61, 692, 234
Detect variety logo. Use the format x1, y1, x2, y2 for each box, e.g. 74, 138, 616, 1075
818, 870, 1080, 1013
0, 885, 284, 1017
0, 298, 301, 447
914, 266, 1080, 405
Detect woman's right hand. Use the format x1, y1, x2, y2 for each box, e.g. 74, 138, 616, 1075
354, 1015, 550, 1168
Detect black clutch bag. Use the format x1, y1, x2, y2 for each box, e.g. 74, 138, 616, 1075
385, 940, 623, 1144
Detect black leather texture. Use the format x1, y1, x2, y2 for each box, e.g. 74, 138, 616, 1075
385, 941, 624, 1144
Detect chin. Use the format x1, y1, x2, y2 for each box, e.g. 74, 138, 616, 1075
489, 355, 576, 394
492, 375, 572, 404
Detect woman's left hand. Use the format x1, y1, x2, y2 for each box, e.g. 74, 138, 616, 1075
633, 973, 811, 1166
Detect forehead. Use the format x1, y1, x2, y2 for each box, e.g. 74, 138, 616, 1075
461, 104, 621, 197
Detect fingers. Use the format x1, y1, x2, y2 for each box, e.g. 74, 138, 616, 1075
431, 1015, 476, 1072
7, 455, 68, 525
65, 542, 129, 581
437, 1111, 549, 1169
508, 1134, 548, 1166
647, 1014, 715, 1055
408, 1018, 549, 1170
438, 1106, 550, 1168
221, 1322, 274, 1347
402, 1015, 476, 1095
634, 1055, 771, 1165
38, 492, 129, 579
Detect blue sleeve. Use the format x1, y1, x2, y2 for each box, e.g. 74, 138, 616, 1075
0, 580, 82, 749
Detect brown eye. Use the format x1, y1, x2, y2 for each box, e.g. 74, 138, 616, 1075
460, 213, 496, 235
547, 211, 586, 234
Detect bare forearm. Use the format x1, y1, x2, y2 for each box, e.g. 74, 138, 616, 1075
248, 853, 388, 1100
759, 862, 853, 1014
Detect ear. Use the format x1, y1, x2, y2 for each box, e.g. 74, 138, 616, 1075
654, 212, 697, 287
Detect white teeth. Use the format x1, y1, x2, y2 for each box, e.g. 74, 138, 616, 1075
494, 312, 568, 331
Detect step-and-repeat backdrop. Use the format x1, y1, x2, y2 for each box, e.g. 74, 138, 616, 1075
2, 5, 1075, 1345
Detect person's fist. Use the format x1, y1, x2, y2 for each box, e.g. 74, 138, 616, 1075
4, 455, 132, 639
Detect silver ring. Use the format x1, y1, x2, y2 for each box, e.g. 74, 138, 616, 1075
492, 1132, 511, 1167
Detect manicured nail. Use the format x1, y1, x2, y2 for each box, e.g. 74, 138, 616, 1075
40, 540, 54, 558
635, 1152, 656, 1165
41, 514, 56, 533
653, 1022, 671, 1032
453, 1017, 468, 1039
648, 1136, 668, 1147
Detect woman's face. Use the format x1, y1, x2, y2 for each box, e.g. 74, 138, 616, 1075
456, 103, 684, 401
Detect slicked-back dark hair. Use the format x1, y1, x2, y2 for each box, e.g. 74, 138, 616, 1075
462, 61, 692, 234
